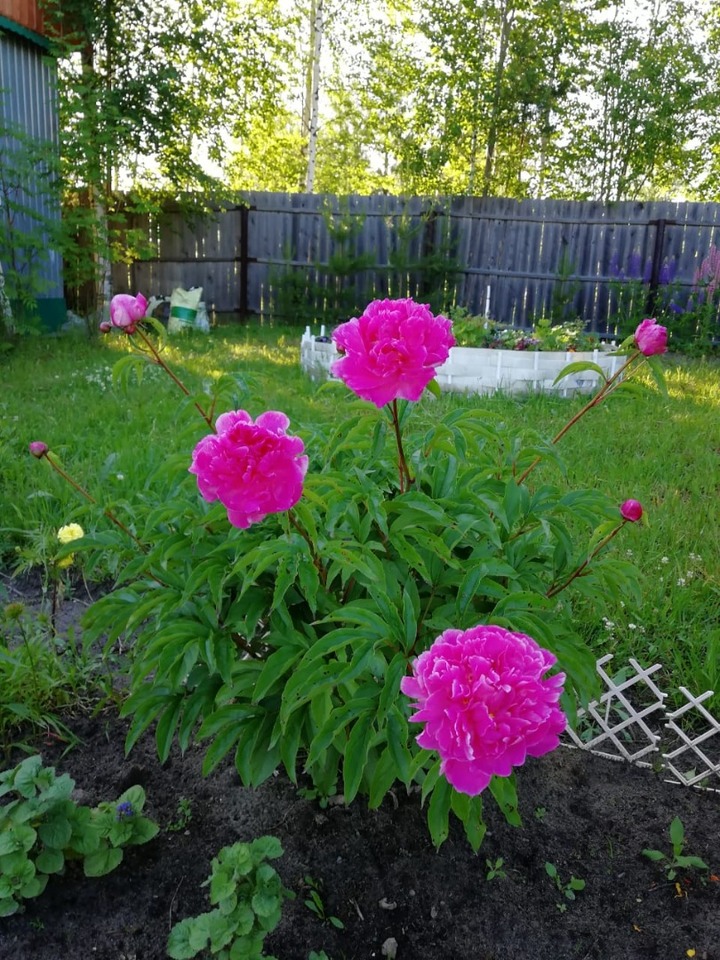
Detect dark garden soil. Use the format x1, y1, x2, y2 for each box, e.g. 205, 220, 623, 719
1, 579, 719, 960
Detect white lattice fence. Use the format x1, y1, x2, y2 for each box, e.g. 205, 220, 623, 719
563, 655, 720, 790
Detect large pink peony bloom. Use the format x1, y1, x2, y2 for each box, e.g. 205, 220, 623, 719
331, 298, 455, 407
189, 410, 308, 529
401, 624, 566, 796
110, 293, 148, 334
634, 318, 667, 356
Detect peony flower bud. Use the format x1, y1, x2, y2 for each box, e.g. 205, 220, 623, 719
620, 499, 643, 522
634, 318, 667, 356
28, 441, 48, 458
98, 320, 112, 334
331, 298, 455, 407
110, 292, 148, 334
401, 624, 566, 796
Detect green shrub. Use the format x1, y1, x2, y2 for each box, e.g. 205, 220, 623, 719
0, 755, 158, 916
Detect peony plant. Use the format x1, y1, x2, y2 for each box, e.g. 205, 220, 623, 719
31, 297, 667, 850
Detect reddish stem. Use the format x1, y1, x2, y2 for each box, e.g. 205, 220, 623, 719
516, 351, 642, 486
288, 511, 327, 587
134, 327, 214, 429
45, 453, 145, 550
546, 521, 626, 599
390, 399, 414, 493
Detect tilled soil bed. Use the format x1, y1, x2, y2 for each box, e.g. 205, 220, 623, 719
1, 711, 718, 960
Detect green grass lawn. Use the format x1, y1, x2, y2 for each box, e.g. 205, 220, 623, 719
2, 325, 719, 710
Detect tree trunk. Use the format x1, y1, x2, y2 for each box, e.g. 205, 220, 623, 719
304, 0, 324, 193
482, 0, 514, 197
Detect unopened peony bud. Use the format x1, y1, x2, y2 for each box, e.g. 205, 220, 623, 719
29, 441, 48, 458
99, 320, 112, 334
110, 292, 148, 334
634, 318, 667, 356
620, 499, 643, 522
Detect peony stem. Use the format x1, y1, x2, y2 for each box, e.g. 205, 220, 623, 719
548, 352, 642, 447
134, 327, 214, 429
288, 510, 327, 587
44, 452, 146, 550
390, 399, 414, 493
516, 351, 643, 486
546, 521, 626, 599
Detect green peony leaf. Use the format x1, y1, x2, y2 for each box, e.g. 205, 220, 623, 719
342, 713, 375, 804
427, 775, 452, 848
552, 360, 609, 386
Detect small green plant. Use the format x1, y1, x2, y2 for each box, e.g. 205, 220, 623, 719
642, 817, 709, 881
0, 599, 106, 757
0, 120, 63, 339
448, 306, 598, 351
303, 874, 345, 929
0, 754, 158, 916
485, 857, 507, 881
167, 836, 295, 960
545, 250, 582, 324
167, 796, 193, 832
544, 861, 585, 908
533, 806, 547, 821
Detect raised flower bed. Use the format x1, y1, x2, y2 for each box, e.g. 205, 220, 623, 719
300, 327, 622, 397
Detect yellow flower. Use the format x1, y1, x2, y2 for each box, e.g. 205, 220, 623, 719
57, 523, 84, 545
56, 523, 84, 569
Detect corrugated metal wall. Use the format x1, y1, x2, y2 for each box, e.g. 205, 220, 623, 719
0, 23, 64, 325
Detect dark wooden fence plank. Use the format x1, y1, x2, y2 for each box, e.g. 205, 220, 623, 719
110, 192, 720, 331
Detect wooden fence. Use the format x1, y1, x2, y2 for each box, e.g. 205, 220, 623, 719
110, 193, 720, 331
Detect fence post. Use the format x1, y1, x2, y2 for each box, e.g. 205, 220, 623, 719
645, 218, 676, 316
238, 204, 253, 321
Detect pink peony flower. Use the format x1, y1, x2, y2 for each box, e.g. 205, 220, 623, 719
189, 410, 308, 529
28, 441, 49, 459
620, 499, 643, 522
634, 318, 667, 356
110, 293, 148, 334
401, 624, 566, 796
331, 298, 455, 407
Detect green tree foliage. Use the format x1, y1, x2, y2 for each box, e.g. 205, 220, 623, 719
567, 0, 714, 201
42, 0, 286, 193
223, 0, 719, 201
38, 0, 288, 319
0, 118, 62, 333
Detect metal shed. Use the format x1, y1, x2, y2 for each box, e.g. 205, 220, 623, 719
0, 0, 65, 330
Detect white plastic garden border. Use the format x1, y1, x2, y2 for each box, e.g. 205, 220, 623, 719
300, 328, 623, 398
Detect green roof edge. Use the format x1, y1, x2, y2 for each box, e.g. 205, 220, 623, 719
0, 14, 49, 49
